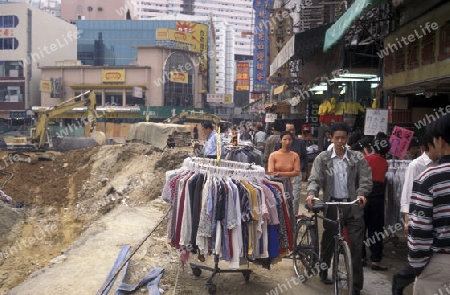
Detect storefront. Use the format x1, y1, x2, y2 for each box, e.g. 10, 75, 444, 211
382, 1, 450, 132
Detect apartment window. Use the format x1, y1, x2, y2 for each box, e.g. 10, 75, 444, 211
0, 15, 19, 28
0, 38, 18, 50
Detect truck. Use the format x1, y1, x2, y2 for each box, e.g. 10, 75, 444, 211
2, 90, 105, 163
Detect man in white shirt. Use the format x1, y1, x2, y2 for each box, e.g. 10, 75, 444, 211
400, 132, 440, 234
201, 121, 225, 159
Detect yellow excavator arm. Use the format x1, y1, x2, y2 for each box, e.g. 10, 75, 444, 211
33, 90, 97, 149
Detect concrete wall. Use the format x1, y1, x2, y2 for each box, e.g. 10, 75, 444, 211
0, 3, 77, 111
61, 0, 129, 22
40, 66, 152, 105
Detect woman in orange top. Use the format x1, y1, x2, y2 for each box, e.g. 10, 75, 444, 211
268, 131, 300, 178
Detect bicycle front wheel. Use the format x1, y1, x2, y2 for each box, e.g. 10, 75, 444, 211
333, 240, 353, 295
293, 218, 319, 282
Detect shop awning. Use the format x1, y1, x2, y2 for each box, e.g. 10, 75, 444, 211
274, 84, 287, 95
323, 0, 382, 52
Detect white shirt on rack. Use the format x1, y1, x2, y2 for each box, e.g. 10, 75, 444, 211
400, 152, 437, 213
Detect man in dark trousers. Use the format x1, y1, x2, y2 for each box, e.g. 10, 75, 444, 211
306, 122, 372, 295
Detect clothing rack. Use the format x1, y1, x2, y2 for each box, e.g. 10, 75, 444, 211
384, 159, 411, 246
181, 157, 265, 294
163, 157, 292, 294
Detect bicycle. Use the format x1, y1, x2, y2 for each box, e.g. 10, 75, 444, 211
293, 197, 361, 295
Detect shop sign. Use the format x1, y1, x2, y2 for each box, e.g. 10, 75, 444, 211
102, 69, 125, 82
207, 93, 225, 103
169, 71, 188, 84
253, 0, 273, 93
132, 86, 143, 98
388, 126, 414, 158
265, 113, 277, 122
236, 62, 250, 91
364, 108, 388, 135
40, 80, 52, 93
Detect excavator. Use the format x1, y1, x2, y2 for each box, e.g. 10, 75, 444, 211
163, 110, 232, 131
2, 90, 105, 163
163, 111, 232, 156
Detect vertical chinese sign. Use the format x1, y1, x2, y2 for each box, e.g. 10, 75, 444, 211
253, 0, 273, 93
236, 62, 250, 91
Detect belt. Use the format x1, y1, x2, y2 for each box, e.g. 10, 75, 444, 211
330, 197, 350, 202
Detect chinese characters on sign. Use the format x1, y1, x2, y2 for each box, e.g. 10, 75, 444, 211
364, 109, 388, 135
253, 0, 273, 93
236, 62, 250, 91
388, 126, 414, 158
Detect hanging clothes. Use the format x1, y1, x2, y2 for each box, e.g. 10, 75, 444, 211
162, 157, 295, 269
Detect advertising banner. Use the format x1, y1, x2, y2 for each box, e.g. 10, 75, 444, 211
236, 62, 250, 91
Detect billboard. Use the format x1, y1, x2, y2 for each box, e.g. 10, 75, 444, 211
253, 0, 273, 93
176, 22, 208, 73
236, 62, 250, 91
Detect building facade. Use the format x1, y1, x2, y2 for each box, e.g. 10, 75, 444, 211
39, 46, 206, 113
0, 3, 77, 118
61, 0, 253, 57
61, 0, 132, 21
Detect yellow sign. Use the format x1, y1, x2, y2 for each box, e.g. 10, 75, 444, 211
156, 28, 194, 45
102, 69, 125, 82
224, 94, 232, 104
176, 22, 208, 72
40, 80, 52, 93
169, 71, 188, 84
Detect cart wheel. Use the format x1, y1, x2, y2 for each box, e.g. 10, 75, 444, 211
207, 283, 217, 294
192, 267, 202, 277
244, 274, 250, 282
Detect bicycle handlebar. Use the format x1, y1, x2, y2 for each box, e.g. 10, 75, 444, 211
312, 197, 361, 206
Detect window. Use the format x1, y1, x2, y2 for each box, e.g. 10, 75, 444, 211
439, 21, 450, 61
421, 31, 435, 66
0, 15, 19, 28
87, 6, 93, 12
0, 38, 18, 50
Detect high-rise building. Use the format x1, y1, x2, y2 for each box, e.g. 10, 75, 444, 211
0, 0, 61, 17
137, 0, 253, 57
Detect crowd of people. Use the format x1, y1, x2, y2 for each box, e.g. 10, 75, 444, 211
179, 116, 449, 295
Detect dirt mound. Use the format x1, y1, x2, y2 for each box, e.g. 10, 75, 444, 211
0, 143, 191, 294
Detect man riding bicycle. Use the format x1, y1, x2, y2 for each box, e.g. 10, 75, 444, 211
306, 122, 372, 295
